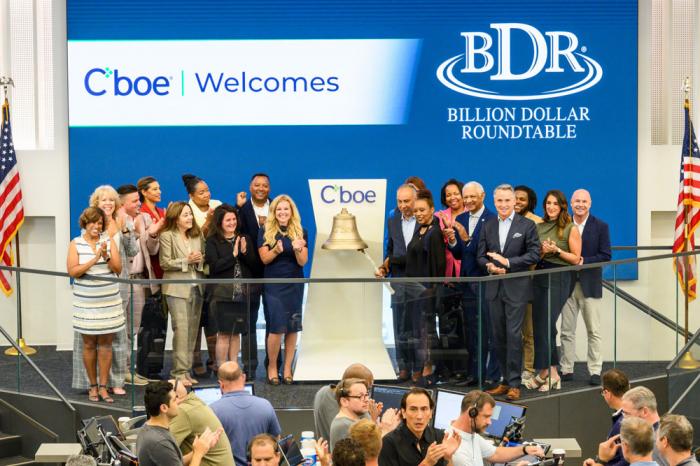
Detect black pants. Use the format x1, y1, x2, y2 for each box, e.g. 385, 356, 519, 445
532, 268, 572, 370
462, 283, 501, 382
240, 288, 261, 374
392, 283, 411, 373
433, 285, 467, 376
489, 293, 526, 388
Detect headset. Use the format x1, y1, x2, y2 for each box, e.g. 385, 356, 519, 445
468, 401, 479, 419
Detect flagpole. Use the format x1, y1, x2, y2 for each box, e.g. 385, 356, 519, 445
0, 77, 35, 356
683, 77, 691, 344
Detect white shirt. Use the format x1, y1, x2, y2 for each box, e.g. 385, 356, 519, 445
401, 215, 416, 248
253, 199, 271, 225
574, 214, 589, 236
447, 425, 497, 466
469, 205, 485, 235
498, 211, 515, 252
188, 198, 222, 228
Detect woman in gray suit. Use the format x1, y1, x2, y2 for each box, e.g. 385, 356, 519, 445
159, 201, 205, 386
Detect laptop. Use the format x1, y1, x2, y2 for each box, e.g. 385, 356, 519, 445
193, 382, 255, 405
278, 434, 305, 466
81, 415, 124, 440
485, 400, 527, 440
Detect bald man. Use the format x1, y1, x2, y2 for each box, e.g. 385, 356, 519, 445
314, 363, 375, 442
559, 189, 611, 386
210, 362, 281, 466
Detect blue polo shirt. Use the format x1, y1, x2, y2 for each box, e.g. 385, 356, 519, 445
210, 390, 282, 466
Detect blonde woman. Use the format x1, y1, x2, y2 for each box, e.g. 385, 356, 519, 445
159, 201, 205, 386
72, 186, 131, 397
257, 194, 308, 385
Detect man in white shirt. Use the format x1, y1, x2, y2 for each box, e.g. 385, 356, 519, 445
447, 391, 544, 466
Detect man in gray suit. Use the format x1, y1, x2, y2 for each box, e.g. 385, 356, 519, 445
477, 184, 540, 401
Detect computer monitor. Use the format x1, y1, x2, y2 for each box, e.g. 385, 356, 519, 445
370, 385, 410, 411
371, 385, 434, 412
193, 383, 255, 405
278, 434, 304, 466
81, 415, 123, 439
433, 389, 464, 430
485, 401, 527, 440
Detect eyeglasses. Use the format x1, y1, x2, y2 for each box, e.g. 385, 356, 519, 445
346, 394, 370, 400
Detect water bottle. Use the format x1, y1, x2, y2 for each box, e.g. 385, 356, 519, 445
300, 431, 317, 466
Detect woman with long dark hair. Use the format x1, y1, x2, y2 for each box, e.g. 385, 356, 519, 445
526, 190, 581, 392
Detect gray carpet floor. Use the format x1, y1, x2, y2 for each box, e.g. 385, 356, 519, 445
0, 347, 669, 410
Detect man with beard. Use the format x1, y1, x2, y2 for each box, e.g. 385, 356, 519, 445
447, 391, 544, 466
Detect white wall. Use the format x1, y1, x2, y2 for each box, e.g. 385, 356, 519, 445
0, 0, 698, 360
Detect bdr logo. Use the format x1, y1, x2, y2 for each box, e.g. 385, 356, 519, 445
84, 67, 171, 96
321, 185, 376, 204
436, 22, 603, 100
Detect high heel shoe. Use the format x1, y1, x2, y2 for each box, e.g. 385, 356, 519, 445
523, 374, 547, 390
98, 385, 114, 403
537, 376, 562, 392
88, 384, 99, 402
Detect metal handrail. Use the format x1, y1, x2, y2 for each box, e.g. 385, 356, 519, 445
0, 324, 76, 413
0, 247, 696, 286
602, 281, 693, 339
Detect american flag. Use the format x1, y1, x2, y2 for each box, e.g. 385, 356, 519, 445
673, 99, 700, 301
0, 98, 24, 296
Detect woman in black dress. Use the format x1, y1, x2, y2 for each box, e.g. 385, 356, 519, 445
205, 204, 257, 371
404, 189, 446, 386
257, 194, 308, 385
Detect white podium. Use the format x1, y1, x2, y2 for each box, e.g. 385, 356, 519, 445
293, 179, 396, 381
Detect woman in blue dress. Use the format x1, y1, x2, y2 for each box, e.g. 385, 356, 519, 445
257, 194, 308, 385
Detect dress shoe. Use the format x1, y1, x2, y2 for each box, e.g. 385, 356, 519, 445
506, 387, 521, 401
590, 374, 601, 386
486, 384, 510, 396
124, 373, 149, 386
560, 372, 574, 382
397, 370, 411, 382
521, 371, 535, 382
452, 373, 466, 383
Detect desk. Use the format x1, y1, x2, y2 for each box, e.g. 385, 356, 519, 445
534, 438, 582, 458
35, 443, 83, 463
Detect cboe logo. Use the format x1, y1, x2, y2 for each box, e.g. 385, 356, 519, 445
83, 67, 172, 96
436, 23, 603, 101
320, 185, 377, 204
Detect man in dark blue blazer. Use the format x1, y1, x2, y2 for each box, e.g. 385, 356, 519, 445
559, 189, 611, 385
236, 173, 272, 379
377, 184, 419, 381
446, 181, 500, 386
477, 184, 540, 400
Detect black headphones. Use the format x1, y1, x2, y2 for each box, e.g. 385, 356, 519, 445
468, 401, 479, 419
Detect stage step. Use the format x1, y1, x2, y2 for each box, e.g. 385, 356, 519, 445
0, 455, 34, 466
0, 432, 22, 458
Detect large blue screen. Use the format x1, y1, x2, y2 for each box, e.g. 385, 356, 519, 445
67, 0, 638, 277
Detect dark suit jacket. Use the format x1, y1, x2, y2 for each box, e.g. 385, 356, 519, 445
577, 215, 611, 298
238, 198, 268, 278
477, 213, 540, 302
204, 233, 260, 299
449, 207, 496, 278
384, 208, 419, 278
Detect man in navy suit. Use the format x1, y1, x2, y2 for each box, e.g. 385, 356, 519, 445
377, 184, 419, 381
477, 184, 540, 401
446, 181, 500, 386
559, 189, 611, 386
236, 173, 272, 379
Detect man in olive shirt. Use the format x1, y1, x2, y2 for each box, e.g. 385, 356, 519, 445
137, 381, 222, 466
170, 379, 235, 466
379, 388, 460, 466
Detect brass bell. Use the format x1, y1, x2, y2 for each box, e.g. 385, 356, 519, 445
322, 208, 368, 250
